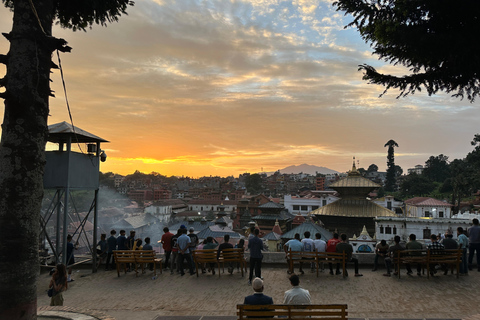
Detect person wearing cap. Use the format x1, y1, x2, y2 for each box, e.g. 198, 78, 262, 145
283, 274, 311, 305
243, 277, 274, 305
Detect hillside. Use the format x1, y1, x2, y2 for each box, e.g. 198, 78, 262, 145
266, 163, 339, 175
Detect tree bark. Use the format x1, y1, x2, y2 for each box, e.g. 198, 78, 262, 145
0, 0, 54, 318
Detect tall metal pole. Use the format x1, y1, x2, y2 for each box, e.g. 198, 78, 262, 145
92, 141, 101, 273
62, 136, 71, 265
55, 189, 62, 264
93, 189, 98, 273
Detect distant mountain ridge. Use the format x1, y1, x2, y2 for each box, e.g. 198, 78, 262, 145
265, 164, 339, 176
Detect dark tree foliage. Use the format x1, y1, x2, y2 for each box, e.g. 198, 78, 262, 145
384, 139, 398, 192
423, 154, 450, 183
394, 165, 403, 177
400, 173, 435, 197
334, 0, 480, 102
0, 1, 133, 318
245, 173, 263, 195
367, 164, 378, 172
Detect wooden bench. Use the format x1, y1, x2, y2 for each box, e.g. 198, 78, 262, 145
395, 249, 462, 279
237, 303, 348, 320
286, 250, 347, 278
113, 250, 162, 277
192, 249, 221, 277
218, 248, 246, 277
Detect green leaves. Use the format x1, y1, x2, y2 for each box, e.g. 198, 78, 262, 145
334, 0, 480, 102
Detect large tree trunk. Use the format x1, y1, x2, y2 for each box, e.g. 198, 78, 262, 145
0, 0, 54, 318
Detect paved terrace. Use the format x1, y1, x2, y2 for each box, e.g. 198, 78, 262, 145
37, 262, 480, 320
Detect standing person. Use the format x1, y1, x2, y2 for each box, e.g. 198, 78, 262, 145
243, 277, 274, 305
177, 228, 195, 276
49, 264, 68, 306
170, 229, 181, 275
467, 218, 480, 271
336, 233, 363, 277
161, 227, 174, 270
217, 234, 234, 274
96, 233, 107, 269
283, 274, 311, 305
126, 230, 136, 250
457, 227, 469, 275
66, 234, 76, 282
188, 227, 199, 272
301, 231, 315, 272
313, 233, 327, 272
326, 233, 341, 275
405, 233, 423, 276
248, 228, 265, 285
105, 229, 117, 271
372, 239, 389, 271
117, 230, 127, 250
284, 233, 303, 274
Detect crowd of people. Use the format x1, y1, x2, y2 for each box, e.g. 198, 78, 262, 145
371, 218, 480, 277
49, 218, 480, 307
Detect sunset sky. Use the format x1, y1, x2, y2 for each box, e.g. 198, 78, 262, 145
0, 1, 478, 178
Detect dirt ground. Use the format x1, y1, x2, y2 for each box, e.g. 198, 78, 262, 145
37, 264, 480, 320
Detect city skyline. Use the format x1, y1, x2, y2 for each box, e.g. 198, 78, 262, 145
0, 1, 478, 178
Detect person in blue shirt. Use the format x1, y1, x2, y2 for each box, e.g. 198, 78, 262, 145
177, 228, 195, 276
284, 233, 303, 274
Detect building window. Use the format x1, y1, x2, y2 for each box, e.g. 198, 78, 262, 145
387, 201, 392, 210
293, 205, 300, 211
423, 228, 431, 239
439, 211, 444, 218
301, 205, 308, 211
322, 200, 327, 206
425, 211, 431, 217
311, 206, 319, 210
393, 226, 397, 234
380, 226, 384, 234
385, 226, 392, 234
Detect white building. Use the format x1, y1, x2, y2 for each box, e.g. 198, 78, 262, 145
404, 197, 453, 218
373, 195, 404, 213
375, 216, 471, 244
144, 199, 188, 223
187, 200, 237, 213
284, 191, 339, 215
407, 165, 424, 175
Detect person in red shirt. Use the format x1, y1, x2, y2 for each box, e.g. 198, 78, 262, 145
326, 233, 341, 275
161, 227, 174, 270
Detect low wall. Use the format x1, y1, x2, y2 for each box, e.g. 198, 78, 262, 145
257, 252, 374, 266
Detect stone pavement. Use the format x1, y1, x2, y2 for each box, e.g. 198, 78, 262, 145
37, 265, 480, 320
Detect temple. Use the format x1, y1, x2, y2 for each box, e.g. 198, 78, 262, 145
311, 158, 396, 236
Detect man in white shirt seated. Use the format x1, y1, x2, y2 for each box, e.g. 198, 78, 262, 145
283, 274, 311, 305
